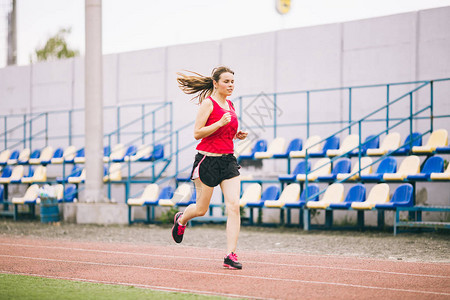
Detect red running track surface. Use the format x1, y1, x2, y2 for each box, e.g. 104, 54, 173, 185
0, 236, 449, 299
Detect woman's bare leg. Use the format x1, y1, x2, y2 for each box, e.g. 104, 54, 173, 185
220, 176, 241, 253
178, 178, 214, 225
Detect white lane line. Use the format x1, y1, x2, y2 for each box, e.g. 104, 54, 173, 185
0, 242, 448, 279
1, 254, 449, 297
0, 270, 270, 300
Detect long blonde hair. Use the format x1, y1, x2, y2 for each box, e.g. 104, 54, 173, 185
177, 66, 234, 104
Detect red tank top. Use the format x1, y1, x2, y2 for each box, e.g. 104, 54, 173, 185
196, 97, 238, 154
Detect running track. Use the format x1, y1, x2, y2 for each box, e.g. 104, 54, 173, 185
0, 236, 449, 299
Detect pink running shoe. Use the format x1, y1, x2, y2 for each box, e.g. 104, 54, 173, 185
171, 212, 186, 243
223, 252, 242, 269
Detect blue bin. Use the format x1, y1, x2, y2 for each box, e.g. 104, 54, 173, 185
40, 197, 60, 223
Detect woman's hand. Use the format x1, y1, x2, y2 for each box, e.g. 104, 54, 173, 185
235, 130, 248, 140
218, 112, 231, 127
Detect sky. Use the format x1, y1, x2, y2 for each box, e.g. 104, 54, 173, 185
1, 0, 450, 68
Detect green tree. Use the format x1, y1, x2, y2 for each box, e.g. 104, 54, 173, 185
32, 28, 79, 62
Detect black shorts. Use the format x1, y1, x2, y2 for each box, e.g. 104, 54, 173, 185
190, 153, 241, 187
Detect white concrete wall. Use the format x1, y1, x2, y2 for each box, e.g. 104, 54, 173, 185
0, 7, 449, 213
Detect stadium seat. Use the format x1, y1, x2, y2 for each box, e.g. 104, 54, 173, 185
336, 157, 373, 181
0, 149, 11, 165
284, 183, 320, 208
407, 156, 444, 181
317, 158, 351, 182
309, 136, 339, 158
6, 150, 19, 165
73, 148, 86, 164
329, 184, 366, 209
366, 132, 401, 156
177, 187, 196, 207
350, 135, 380, 156
30, 146, 53, 165
289, 135, 322, 158
0, 165, 24, 183
430, 163, 450, 181
435, 146, 450, 154
393, 132, 422, 155
273, 138, 302, 158
360, 156, 397, 182
375, 184, 413, 209
0, 185, 4, 202
238, 139, 267, 161
57, 165, 83, 183
21, 165, 47, 183
0, 166, 12, 180
296, 158, 331, 181
12, 184, 40, 205
50, 147, 64, 163
104, 144, 125, 162
68, 169, 85, 184
247, 185, 280, 208
264, 183, 300, 208
103, 163, 122, 182
125, 144, 151, 162
139, 144, 165, 161
128, 184, 160, 206
158, 183, 192, 206
412, 129, 448, 154
351, 183, 390, 209
116, 145, 138, 162
16, 148, 31, 165
254, 137, 286, 159
58, 185, 77, 203
239, 183, 262, 207
383, 155, 420, 181
327, 134, 359, 157
306, 183, 344, 209
278, 160, 311, 182
52, 145, 76, 164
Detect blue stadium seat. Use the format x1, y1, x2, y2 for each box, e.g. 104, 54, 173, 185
51, 147, 64, 161
71, 148, 85, 163
350, 135, 380, 156
104, 145, 111, 157
57, 185, 77, 203
278, 160, 311, 182
310, 136, 339, 158
273, 138, 302, 158
0, 185, 3, 203
57, 165, 83, 183
6, 150, 19, 165
375, 183, 413, 209
247, 185, 280, 208
284, 184, 320, 208
0, 166, 12, 178
18, 149, 40, 165
329, 184, 366, 209
317, 158, 351, 182
144, 186, 174, 206
238, 139, 267, 161
435, 146, 450, 154
360, 157, 397, 182
407, 156, 444, 181
393, 132, 422, 155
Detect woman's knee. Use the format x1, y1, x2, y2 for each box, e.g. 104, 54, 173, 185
195, 205, 209, 216
226, 200, 240, 215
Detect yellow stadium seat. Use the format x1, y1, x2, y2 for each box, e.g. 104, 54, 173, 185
264, 183, 300, 208
52, 145, 77, 164
8, 148, 30, 165
234, 139, 253, 158
128, 184, 160, 206
239, 183, 262, 207
29, 146, 54, 165
125, 144, 152, 162
21, 166, 47, 183
366, 132, 401, 156
430, 163, 450, 181
12, 184, 40, 204
290, 135, 322, 158
306, 183, 344, 209
383, 155, 420, 181
412, 129, 448, 154
296, 158, 331, 181
104, 144, 125, 162
254, 137, 286, 159
159, 183, 192, 207
351, 183, 390, 209
0, 149, 11, 164
103, 163, 122, 182
327, 134, 359, 157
